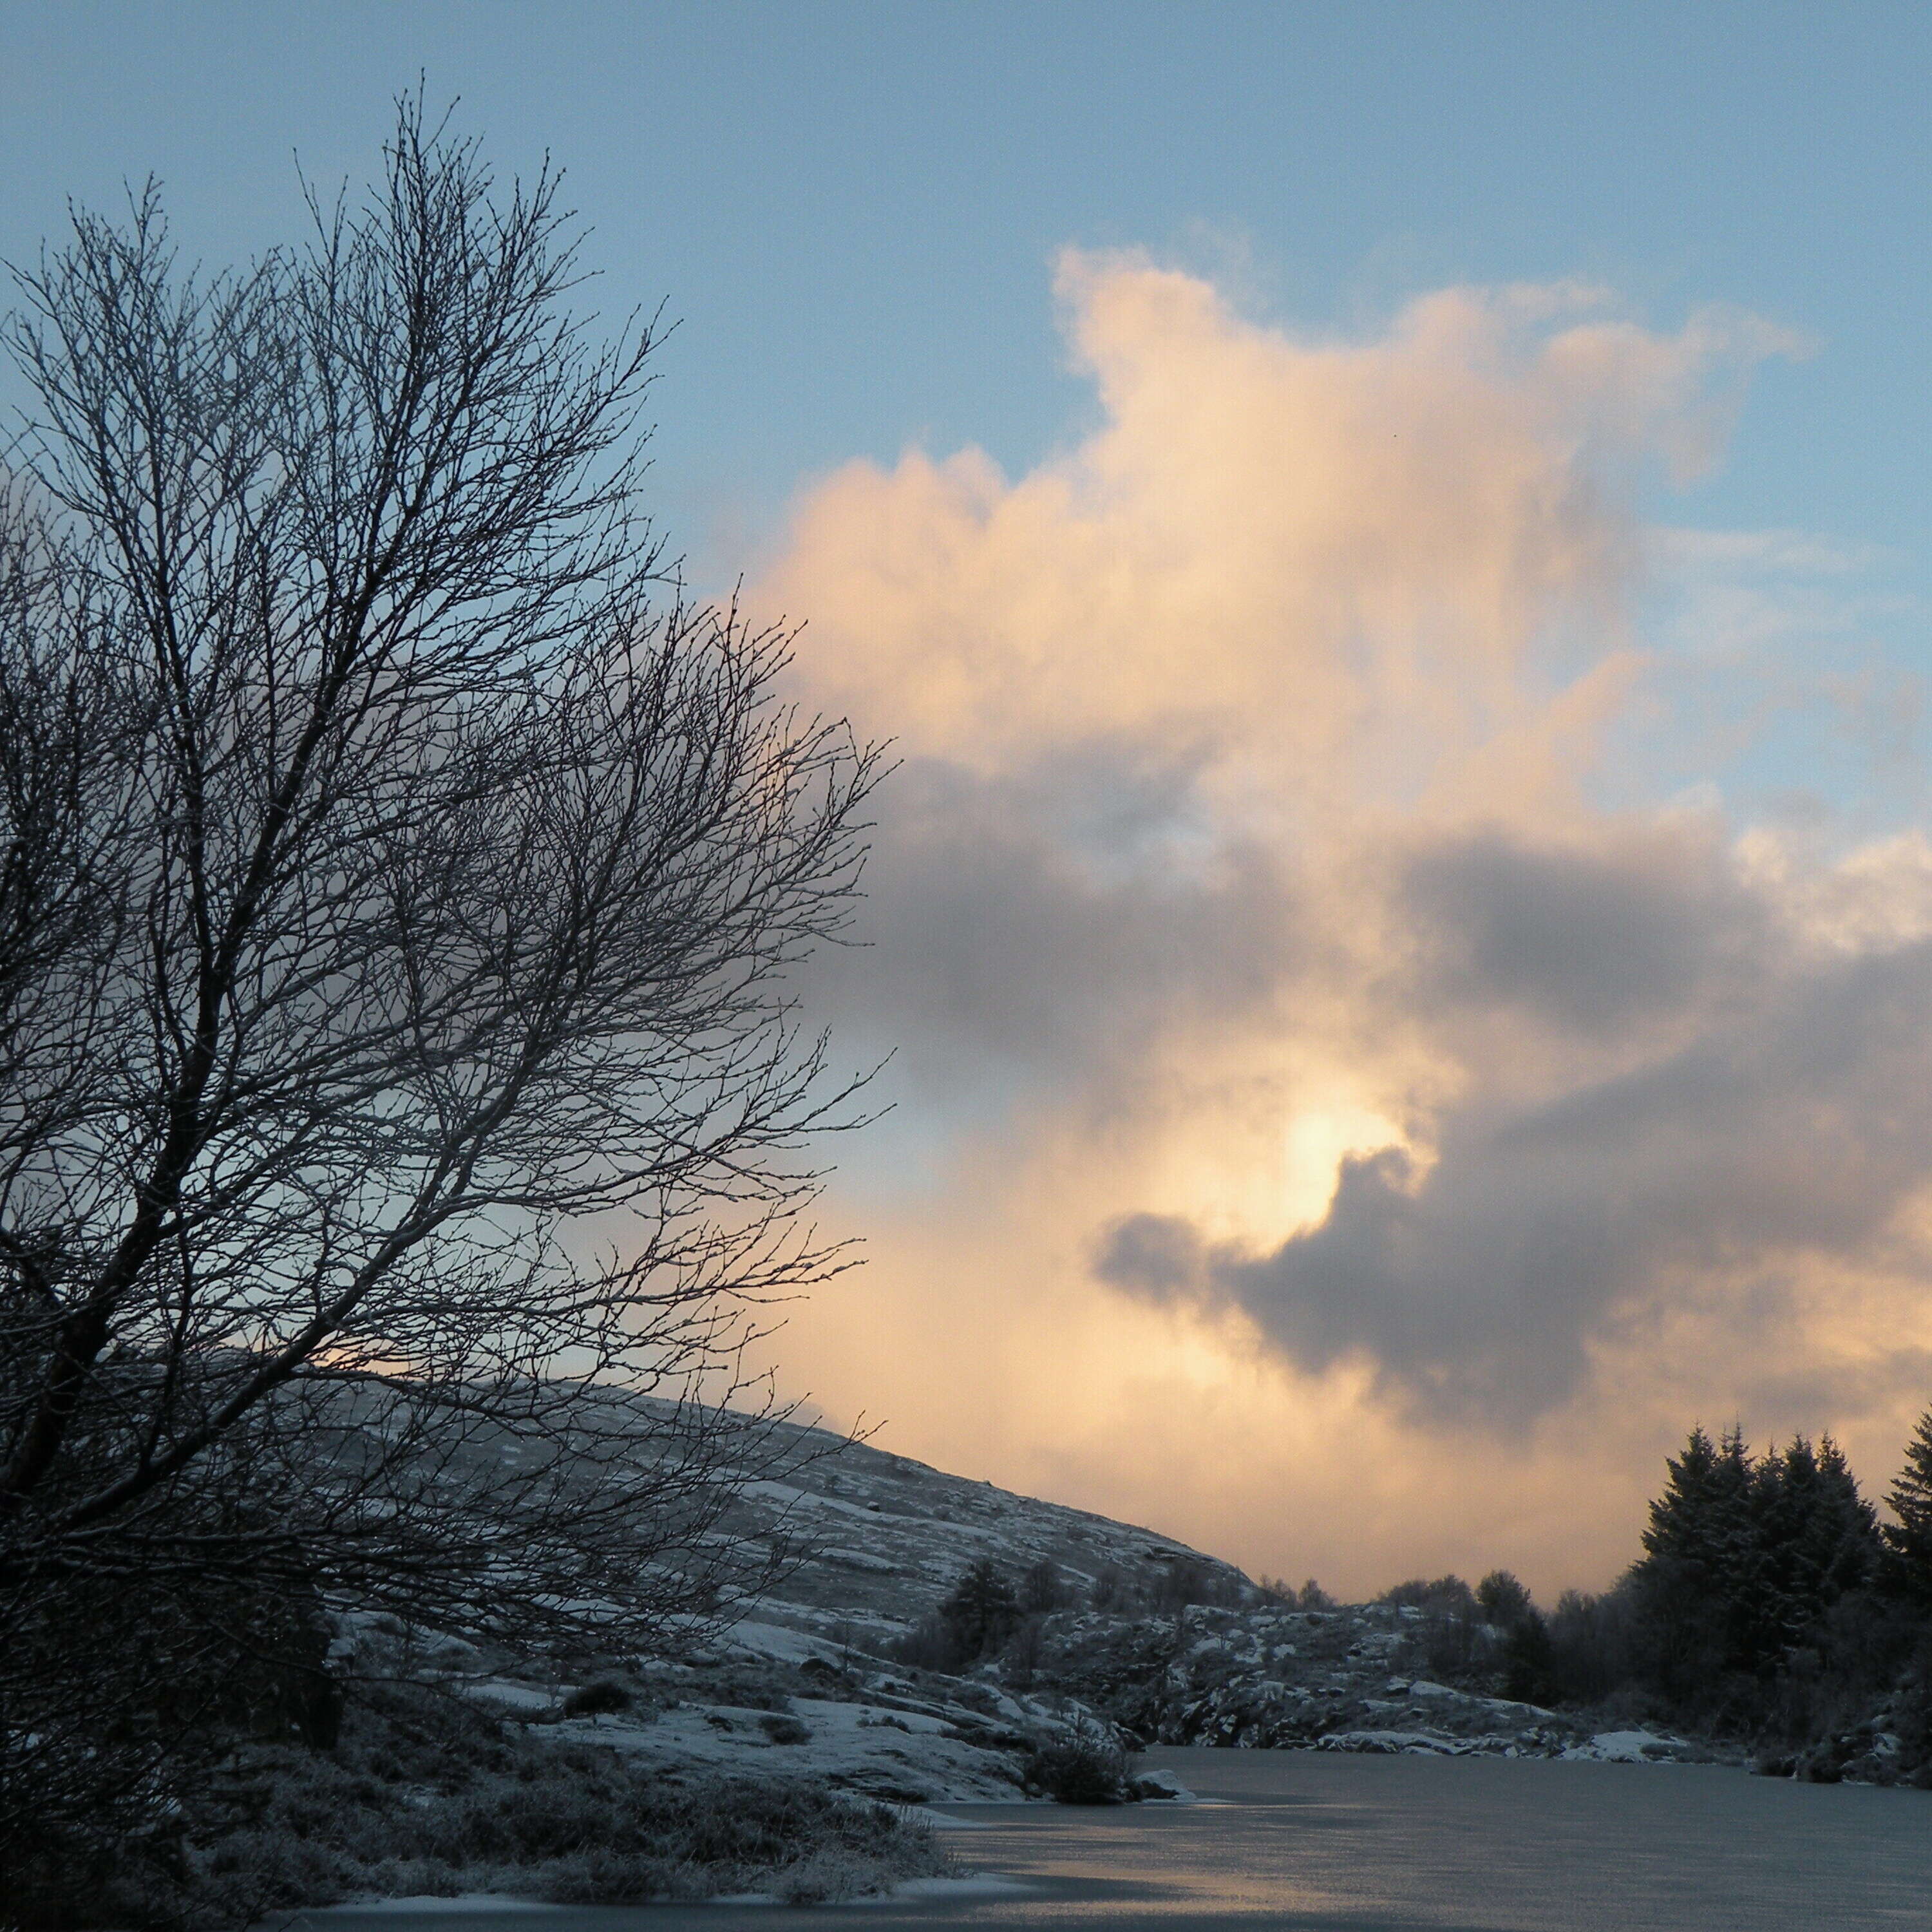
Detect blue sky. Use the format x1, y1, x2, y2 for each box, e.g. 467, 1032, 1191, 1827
3, 1, 1924, 558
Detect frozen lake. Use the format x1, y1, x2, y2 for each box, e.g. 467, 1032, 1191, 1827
296, 1745, 1932, 1931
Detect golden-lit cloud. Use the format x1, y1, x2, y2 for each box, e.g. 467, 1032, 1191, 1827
746, 254, 1923, 1600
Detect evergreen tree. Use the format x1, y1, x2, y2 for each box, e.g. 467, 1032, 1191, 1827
1501, 1610, 1558, 1705
1634, 1425, 1885, 1705
940, 1560, 1021, 1658
1884, 1407, 1932, 1604
1640, 1426, 1723, 1572
1476, 1569, 1533, 1628
1750, 1436, 1822, 1670
1806, 1435, 1880, 1604
1631, 1424, 1761, 1697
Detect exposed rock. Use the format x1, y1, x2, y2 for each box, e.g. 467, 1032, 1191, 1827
1130, 1767, 1197, 1800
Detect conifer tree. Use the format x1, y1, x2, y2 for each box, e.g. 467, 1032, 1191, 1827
1710, 1425, 1763, 1609
1639, 1425, 1721, 1570
1631, 1425, 1735, 1698
1811, 1434, 1880, 1603
1476, 1569, 1533, 1628
1884, 1407, 1932, 1604
941, 1560, 1021, 1659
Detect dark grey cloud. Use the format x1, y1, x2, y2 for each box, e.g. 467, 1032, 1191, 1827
1403, 828, 1773, 1037
1100, 940, 1932, 1428
806, 742, 1299, 1117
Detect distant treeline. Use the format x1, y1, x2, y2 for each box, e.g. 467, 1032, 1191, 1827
891, 1414, 1932, 1783
1375, 1413, 1932, 1781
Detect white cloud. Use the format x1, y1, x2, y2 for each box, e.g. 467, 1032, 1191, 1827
746, 256, 1922, 1598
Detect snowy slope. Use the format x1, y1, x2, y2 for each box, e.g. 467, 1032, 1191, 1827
714, 1416, 1251, 1642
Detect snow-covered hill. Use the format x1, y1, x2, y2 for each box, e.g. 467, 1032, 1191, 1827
716, 1416, 1251, 1645
328, 1406, 1725, 1808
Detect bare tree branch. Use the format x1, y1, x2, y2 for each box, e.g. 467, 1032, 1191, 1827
0, 93, 882, 1862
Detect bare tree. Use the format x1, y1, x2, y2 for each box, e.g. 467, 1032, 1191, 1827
0, 98, 878, 1863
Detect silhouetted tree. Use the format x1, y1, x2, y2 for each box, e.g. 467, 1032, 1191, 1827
0, 95, 878, 1885
1501, 1610, 1558, 1705
1628, 1425, 1756, 1698
1886, 1408, 1932, 1604
942, 1560, 1021, 1658
1475, 1569, 1534, 1627
1755, 1435, 1880, 1660
1627, 1424, 1884, 1716
1019, 1557, 1066, 1615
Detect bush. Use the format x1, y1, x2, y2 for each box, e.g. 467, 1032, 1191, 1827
1026, 1723, 1131, 1804
1379, 1575, 1478, 1618
1545, 1587, 1643, 1707
942, 1560, 1021, 1657
888, 1610, 974, 1675
563, 1678, 634, 1718
1148, 1558, 1243, 1614
1003, 1615, 1048, 1689
1415, 1611, 1484, 1681
0, 1562, 345, 1923
1019, 1558, 1067, 1615
686, 1662, 797, 1712
1501, 1612, 1558, 1705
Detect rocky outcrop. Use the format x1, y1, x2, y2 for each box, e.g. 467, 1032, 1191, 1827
1034, 1602, 1683, 1762
335, 1416, 1757, 1797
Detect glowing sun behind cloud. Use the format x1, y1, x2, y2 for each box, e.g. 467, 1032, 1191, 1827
744, 252, 1932, 1599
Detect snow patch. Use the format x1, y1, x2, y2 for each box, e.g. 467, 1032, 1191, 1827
725, 1620, 842, 1665
1561, 1729, 1692, 1763
869, 1875, 1035, 1901
1318, 1729, 1470, 1756
457, 1680, 556, 1713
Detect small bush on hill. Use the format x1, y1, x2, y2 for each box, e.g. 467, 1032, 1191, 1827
1148, 1558, 1243, 1613
1003, 1614, 1049, 1689
888, 1609, 974, 1674
1379, 1575, 1479, 1618
943, 1560, 1023, 1656
890, 1558, 1027, 1672
563, 1678, 634, 1717
685, 1662, 797, 1712
1019, 1558, 1068, 1614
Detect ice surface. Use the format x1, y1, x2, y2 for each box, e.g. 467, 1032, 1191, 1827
307, 1899, 558, 1917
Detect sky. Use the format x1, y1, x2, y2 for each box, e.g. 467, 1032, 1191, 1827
4, 1, 1929, 1596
